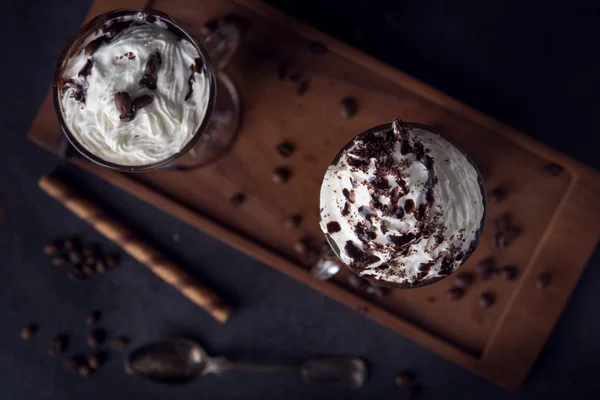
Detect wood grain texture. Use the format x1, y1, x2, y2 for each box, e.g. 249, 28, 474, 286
27, 0, 600, 390
38, 174, 233, 323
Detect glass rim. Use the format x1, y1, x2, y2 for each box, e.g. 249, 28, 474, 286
322, 120, 488, 289
52, 8, 217, 173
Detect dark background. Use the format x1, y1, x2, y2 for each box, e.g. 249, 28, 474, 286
2, 0, 600, 398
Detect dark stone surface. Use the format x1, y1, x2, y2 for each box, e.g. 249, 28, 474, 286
1, 0, 599, 398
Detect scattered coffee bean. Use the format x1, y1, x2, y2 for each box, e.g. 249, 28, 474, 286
454, 272, 474, 289
88, 352, 105, 369
479, 292, 496, 308
78, 364, 92, 377
95, 259, 107, 274
545, 162, 564, 176
52, 255, 69, 266
229, 192, 246, 207
276, 141, 296, 157
87, 330, 105, 348
501, 266, 519, 281
65, 238, 79, 251
105, 254, 119, 269
63, 358, 79, 373
309, 41, 328, 54
144, 52, 162, 75
43, 242, 59, 255
115, 92, 134, 121
132, 94, 153, 111
84, 256, 96, 267
20, 325, 36, 341
86, 311, 101, 326
536, 272, 552, 289
296, 80, 309, 96
139, 74, 157, 91
82, 264, 94, 276
110, 337, 129, 350
68, 250, 83, 264
48, 337, 65, 356
284, 214, 302, 229
68, 267, 85, 281
489, 187, 508, 203
82, 244, 98, 257
340, 97, 358, 119
272, 167, 292, 184
447, 287, 465, 300
395, 370, 416, 386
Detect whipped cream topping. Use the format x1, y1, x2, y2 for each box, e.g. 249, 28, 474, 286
319, 121, 485, 286
60, 14, 211, 166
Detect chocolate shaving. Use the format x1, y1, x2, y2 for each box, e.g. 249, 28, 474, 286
78, 59, 93, 78
389, 232, 416, 247
84, 36, 106, 57
327, 221, 341, 234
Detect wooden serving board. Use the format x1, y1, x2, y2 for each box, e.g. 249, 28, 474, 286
28, 0, 600, 390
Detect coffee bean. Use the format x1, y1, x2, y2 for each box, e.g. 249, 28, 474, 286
296, 80, 309, 96
115, 91, 133, 117
84, 256, 96, 267
536, 272, 552, 289
20, 325, 36, 341
545, 162, 564, 176
105, 254, 119, 269
479, 292, 495, 308
132, 95, 153, 111
501, 266, 519, 281
78, 364, 92, 377
87, 330, 105, 348
82, 244, 98, 257
276, 141, 296, 157
68, 250, 83, 264
68, 267, 85, 281
309, 41, 328, 54
395, 370, 416, 386
340, 97, 358, 119
447, 287, 465, 300
48, 337, 64, 356
284, 214, 302, 229
229, 192, 246, 207
139, 74, 157, 90
272, 167, 292, 184
86, 311, 101, 326
110, 337, 129, 350
144, 52, 162, 75
63, 358, 79, 373
489, 187, 508, 203
95, 259, 107, 274
88, 352, 105, 369
65, 238, 79, 250
81, 264, 94, 276
52, 256, 69, 266
454, 272, 474, 289
43, 243, 59, 255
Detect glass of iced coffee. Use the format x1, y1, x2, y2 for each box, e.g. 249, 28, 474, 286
319, 119, 486, 288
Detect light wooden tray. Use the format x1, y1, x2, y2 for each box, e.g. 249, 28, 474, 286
27, 0, 600, 390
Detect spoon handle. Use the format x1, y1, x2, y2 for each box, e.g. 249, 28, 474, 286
205, 358, 299, 374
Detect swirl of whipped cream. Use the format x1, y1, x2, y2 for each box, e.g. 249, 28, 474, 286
60, 16, 210, 166
319, 122, 485, 286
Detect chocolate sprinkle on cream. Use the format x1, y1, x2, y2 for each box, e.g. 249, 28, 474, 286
319, 121, 485, 286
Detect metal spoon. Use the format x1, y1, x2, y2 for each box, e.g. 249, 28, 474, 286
127, 338, 367, 389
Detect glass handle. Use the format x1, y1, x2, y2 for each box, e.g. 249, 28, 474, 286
202, 22, 242, 71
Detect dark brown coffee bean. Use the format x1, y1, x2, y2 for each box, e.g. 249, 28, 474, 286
64, 238, 79, 251
87, 330, 105, 348
20, 325, 36, 341
447, 287, 465, 300
229, 192, 246, 207
144, 52, 162, 75
276, 141, 296, 157
454, 272, 474, 289
95, 259, 107, 274
105, 254, 119, 269
68, 267, 85, 281
501, 266, 519, 281
395, 370, 416, 386
139, 74, 157, 90
115, 91, 133, 116
110, 336, 129, 350
296, 80, 309, 96
68, 250, 83, 264
63, 358, 79, 373
132, 94, 153, 111
84, 36, 106, 56
82, 244, 98, 257
272, 167, 292, 184
309, 41, 328, 54
78, 364, 92, 377
545, 162, 564, 176
479, 292, 496, 308
84, 256, 96, 267
52, 255, 69, 266
340, 97, 358, 119
284, 214, 302, 229
489, 187, 508, 203
536, 272, 552, 289
48, 337, 64, 356
87, 352, 105, 369
43, 243, 59, 255
81, 264, 94, 276
86, 311, 101, 326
